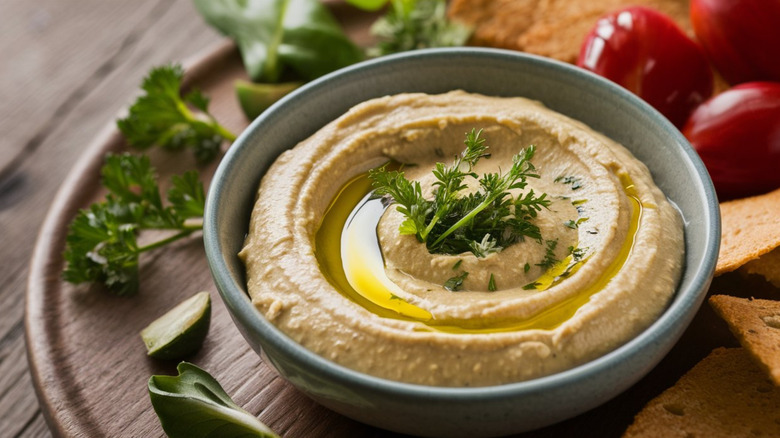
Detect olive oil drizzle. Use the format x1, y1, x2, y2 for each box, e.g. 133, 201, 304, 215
315, 173, 429, 322
314, 170, 644, 334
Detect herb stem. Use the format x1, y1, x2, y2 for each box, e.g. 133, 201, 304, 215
213, 122, 237, 142
431, 196, 494, 247
179, 100, 237, 143
137, 228, 199, 253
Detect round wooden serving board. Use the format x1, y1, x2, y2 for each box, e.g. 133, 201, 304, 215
25, 5, 773, 437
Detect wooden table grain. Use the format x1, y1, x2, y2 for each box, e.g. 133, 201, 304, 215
4, 1, 758, 437
2, 1, 222, 436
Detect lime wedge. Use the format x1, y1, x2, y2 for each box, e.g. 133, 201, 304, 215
141, 291, 211, 360
235, 80, 302, 119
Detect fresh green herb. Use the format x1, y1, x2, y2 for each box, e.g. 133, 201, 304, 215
116, 65, 236, 163
468, 233, 502, 258
63, 153, 205, 296
536, 239, 559, 269
360, 0, 471, 57
488, 273, 497, 292
369, 129, 550, 258
452, 259, 463, 270
569, 246, 588, 262
194, 0, 363, 83
235, 80, 302, 120
149, 362, 280, 438
554, 175, 583, 190
524, 262, 531, 273
571, 199, 588, 206
523, 282, 540, 290
344, 0, 387, 10
444, 271, 468, 291
559, 246, 588, 278
564, 217, 589, 229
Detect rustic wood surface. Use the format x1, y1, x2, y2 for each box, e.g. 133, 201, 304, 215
6, 1, 774, 437
3, 1, 223, 436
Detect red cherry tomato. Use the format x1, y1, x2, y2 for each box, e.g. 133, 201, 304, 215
690, 0, 780, 85
577, 6, 713, 128
682, 82, 780, 200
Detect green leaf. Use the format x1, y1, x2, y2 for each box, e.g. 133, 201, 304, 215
168, 171, 206, 219
235, 80, 302, 120
62, 154, 206, 295
369, 130, 551, 259
116, 65, 236, 163
344, 0, 389, 10
536, 239, 560, 269
444, 270, 468, 291
369, 0, 471, 57
63, 202, 141, 296
194, 0, 363, 83
149, 362, 280, 438
488, 273, 497, 291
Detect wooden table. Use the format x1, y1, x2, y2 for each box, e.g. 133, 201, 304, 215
4, 1, 755, 437
2, 1, 222, 435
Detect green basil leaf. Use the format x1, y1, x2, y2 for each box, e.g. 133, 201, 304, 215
193, 0, 363, 83
148, 362, 279, 438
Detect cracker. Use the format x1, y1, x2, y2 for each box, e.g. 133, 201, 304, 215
449, 0, 691, 63
740, 249, 780, 288
717, 187, 780, 275
709, 295, 780, 385
623, 348, 780, 437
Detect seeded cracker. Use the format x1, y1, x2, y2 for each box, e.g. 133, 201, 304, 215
448, 0, 692, 63
709, 295, 780, 385
716, 187, 780, 276
623, 348, 780, 437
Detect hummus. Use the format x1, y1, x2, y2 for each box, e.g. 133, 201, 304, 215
239, 91, 684, 387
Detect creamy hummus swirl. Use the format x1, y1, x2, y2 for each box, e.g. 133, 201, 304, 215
240, 91, 684, 387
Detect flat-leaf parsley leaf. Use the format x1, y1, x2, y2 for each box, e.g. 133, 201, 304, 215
117, 65, 236, 163
63, 153, 205, 295
369, 129, 550, 258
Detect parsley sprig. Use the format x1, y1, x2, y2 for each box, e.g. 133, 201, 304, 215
117, 65, 236, 163
369, 129, 550, 257
367, 0, 471, 57
63, 153, 205, 296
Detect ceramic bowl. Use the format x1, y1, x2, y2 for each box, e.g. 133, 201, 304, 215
204, 48, 720, 437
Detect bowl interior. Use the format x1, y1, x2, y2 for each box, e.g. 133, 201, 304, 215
204, 47, 719, 430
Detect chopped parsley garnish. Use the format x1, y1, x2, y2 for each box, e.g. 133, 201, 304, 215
554, 175, 583, 191
444, 271, 469, 291
569, 246, 588, 262
524, 263, 531, 273
63, 153, 205, 295
452, 259, 463, 270
536, 239, 560, 269
488, 273, 497, 292
564, 217, 589, 229
117, 65, 236, 163
523, 282, 541, 290
369, 128, 550, 258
